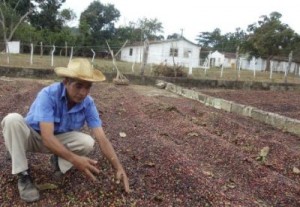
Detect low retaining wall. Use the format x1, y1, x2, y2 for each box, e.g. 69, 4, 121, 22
0, 66, 158, 85
164, 82, 300, 137
1, 66, 300, 91
159, 76, 300, 91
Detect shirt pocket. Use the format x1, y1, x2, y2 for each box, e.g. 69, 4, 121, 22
70, 113, 85, 130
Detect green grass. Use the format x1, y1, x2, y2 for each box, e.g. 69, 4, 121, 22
1, 53, 300, 84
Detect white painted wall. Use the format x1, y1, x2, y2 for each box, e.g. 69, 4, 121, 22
120, 39, 201, 68
6, 41, 20, 54
209, 51, 224, 67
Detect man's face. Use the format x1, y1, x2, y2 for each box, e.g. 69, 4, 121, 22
64, 78, 92, 103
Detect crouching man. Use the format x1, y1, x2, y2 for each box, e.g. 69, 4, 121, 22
1, 58, 130, 202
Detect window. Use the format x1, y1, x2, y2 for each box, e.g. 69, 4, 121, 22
169, 48, 178, 57
129, 48, 133, 56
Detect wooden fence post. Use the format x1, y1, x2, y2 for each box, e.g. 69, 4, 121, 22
30, 43, 33, 65
69, 47, 73, 64
91, 49, 95, 63
51, 45, 56, 66
235, 46, 239, 80
5, 41, 9, 64
65, 41, 68, 57
285, 51, 293, 83
40, 42, 43, 57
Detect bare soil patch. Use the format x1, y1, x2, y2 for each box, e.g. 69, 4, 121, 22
0, 78, 300, 206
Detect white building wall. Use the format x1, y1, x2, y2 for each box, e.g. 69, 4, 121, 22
209, 51, 225, 67
6, 41, 20, 54
224, 58, 236, 68
120, 39, 201, 68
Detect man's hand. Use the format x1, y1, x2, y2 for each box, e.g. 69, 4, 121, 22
116, 168, 130, 193
91, 127, 130, 192
72, 155, 100, 181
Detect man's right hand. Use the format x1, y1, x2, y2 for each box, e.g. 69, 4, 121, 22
71, 155, 100, 181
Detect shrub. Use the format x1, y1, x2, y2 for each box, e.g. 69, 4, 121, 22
152, 63, 187, 77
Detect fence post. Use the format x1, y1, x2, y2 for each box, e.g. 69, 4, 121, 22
69, 47, 73, 64
51, 45, 56, 67
285, 51, 293, 83
270, 61, 273, 79
238, 59, 241, 78
5, 41, 9, 64
188, 51, 193, 75
205, 51, 211, 76
235, 46, 239, 80
65, 41, 68, 57
132, 62, 135, 73
30, 43, 33, 65
91, 49, 95, 63
253, 57, 256, 78
220, 61, 224, 78
40, 42, 43, 57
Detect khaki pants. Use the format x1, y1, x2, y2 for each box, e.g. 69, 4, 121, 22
1, 113, 95, 174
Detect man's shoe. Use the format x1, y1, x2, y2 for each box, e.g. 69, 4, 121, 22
18, 171, 40, 202
50, 155, 63, 179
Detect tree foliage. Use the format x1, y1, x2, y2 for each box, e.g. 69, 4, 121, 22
29, 0, 66, 32
79, 0, 120, 46
196, 28, 223, 48
136, 17, 164, 41
59, 8, 77, 27
114, 18, 164, 45
243, 12, 297, 57
0, 0, 35, 43
167, 33, 182, 40
196, 28, 246, 53
241, 11, 300, 70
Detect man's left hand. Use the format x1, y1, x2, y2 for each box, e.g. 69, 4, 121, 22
116, 168, 130, 193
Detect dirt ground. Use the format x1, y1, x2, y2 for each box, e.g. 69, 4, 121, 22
0, 78, 300, 207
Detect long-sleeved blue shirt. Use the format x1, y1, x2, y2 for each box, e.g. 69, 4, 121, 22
25, 82, 102, 134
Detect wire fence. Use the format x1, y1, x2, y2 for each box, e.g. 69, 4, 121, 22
1, 41, 300, 84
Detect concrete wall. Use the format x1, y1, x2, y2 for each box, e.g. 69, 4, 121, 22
1, 66, 300, 91
164, 82, 300, 137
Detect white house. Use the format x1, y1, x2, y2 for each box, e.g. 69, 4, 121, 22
209, 50, 300, 73
209, 50, 236, 68
120, 37, 201, 68
240, 57, 299, 74
208, 51, 224, 67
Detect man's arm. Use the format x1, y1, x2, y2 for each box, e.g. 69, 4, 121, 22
39, 122, 100, 181
92, 127, 130, 193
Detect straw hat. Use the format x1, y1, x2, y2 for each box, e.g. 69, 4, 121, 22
54, 58, 106, 82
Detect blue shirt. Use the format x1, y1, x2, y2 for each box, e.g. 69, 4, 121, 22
25, 82, 102, 134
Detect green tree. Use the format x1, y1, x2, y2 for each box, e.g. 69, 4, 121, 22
29, 0, 66, 32
0, 0, 35, 44
59, 8, 77, 27
137, 17, 164, 41
14, 22, 42, 43
222, 28, 247, 52
196, 28, 247, 53
79, 0, 120, 47
114, 22, 140, 44
114, 18, 164, 46
167, 33, 182, 40
196, 28, 223, 48
241, 12, 299, 71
